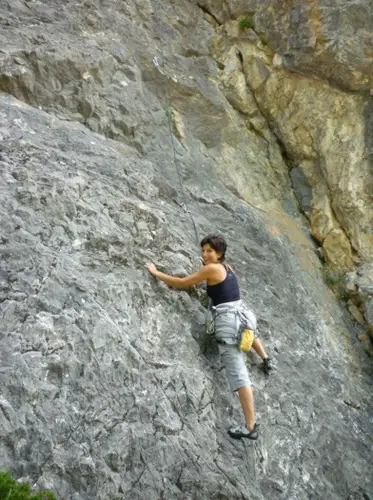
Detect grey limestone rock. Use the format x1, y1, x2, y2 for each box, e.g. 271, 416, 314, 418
0, 1, 372, 499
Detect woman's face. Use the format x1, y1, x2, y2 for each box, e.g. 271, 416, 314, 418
201, 243, 222, 265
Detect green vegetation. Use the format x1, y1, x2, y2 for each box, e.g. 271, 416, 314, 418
0, 471, 56, 500
322, 264, 349, 300
322, 264, 345, 287
165, 105, 174, 119
238, 15, 255, 31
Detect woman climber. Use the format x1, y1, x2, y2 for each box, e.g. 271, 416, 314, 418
145, 234, 272, 440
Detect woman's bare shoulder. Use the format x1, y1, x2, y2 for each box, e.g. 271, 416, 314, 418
203, 262, 226, 276
223, 262, 234, 273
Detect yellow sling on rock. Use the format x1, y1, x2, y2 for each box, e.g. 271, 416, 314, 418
239, 328, 255, 352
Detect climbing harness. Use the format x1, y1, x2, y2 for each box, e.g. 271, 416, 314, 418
212, 300, 258, 350
153, 56, 200, 247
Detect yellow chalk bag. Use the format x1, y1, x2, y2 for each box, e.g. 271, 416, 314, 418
239, 328, 255, 352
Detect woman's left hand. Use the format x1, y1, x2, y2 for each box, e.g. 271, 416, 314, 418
145, 263, 158, 277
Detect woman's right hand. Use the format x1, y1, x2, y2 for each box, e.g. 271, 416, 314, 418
145, 263, 158, 277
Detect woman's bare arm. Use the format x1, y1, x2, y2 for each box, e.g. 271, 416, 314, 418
145, 263, 217, 288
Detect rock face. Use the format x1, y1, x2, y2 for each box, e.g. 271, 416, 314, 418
201, 0, 373, 341
0, 1, 372, 499
346, 264, 373, 356
207, 2, 373, 267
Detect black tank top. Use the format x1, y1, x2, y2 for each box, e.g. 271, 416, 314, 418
207, 264, 240, 306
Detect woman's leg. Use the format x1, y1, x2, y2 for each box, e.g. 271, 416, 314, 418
252, 338, 268, 359
237, 385, 255, 430
252, 338, 272, 374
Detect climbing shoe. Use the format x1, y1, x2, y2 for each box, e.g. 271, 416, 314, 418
260, 357, 273, 375
228, 423, 259, 440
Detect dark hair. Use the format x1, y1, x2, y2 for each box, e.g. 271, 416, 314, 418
200, 234, 227, 262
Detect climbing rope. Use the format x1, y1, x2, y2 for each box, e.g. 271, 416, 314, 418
153, 56, 200, 247
166, 105, 200, 246
152, 53, 328, 298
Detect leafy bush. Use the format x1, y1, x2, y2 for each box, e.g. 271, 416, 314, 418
238, 15, 255, 30
0, 471, 56, 500
165, 105, 174, 119
322, 265, 345, 287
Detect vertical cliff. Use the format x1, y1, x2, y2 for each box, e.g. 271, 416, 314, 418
0, 1, 372, 499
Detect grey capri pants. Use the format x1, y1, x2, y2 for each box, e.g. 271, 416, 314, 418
213, 307, 252, 392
